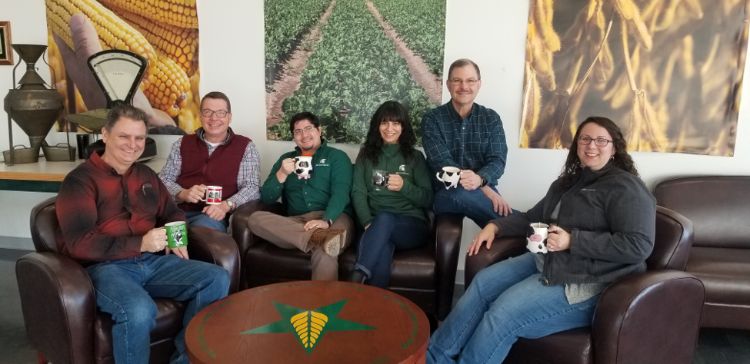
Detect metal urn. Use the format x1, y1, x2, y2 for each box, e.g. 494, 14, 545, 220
3, 44, 64, 165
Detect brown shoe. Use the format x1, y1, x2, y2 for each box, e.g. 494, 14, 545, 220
308, 228, 345, 257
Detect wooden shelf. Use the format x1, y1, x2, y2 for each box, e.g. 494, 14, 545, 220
0, 157, 165, 191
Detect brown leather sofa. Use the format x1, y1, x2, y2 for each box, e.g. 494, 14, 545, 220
463, 206, 704, 364
230, 200, 464, 321
16, 197, 241, 364
654, 175, 750, 330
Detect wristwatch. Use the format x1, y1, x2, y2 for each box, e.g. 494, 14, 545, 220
327, 219, 334, 227
480, 176, 488, 187
225, 200, 235, 211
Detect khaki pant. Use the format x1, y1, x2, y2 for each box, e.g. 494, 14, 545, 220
246, 210, 354, 280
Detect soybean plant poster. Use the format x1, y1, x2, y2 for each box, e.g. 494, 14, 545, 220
265, 0, 447, 144
521, 0, 749, 156
44, 0, 201, 134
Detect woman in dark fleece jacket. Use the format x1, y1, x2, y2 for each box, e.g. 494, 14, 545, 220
428, 116, 656, 364
349, 101, 433, 287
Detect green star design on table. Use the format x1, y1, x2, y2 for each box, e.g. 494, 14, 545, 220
241, 300, 374, 353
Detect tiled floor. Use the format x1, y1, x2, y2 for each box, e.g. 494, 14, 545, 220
2, 246, 749, 363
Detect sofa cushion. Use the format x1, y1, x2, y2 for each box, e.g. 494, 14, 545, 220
654, 176, 750, 249
688, 247, 750, 305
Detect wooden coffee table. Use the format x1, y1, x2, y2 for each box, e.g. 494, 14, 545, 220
185, 280, 430, 363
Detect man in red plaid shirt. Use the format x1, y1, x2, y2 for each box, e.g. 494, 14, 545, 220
56, 103, 229, 364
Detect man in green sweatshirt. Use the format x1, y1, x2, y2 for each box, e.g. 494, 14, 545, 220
247, 112, 354, 280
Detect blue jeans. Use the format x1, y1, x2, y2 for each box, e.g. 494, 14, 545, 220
433, 186, 512, 227
186, 210, 227, 232
86, 253, 230, 364
427, 253, 599, 364
354, 212, 428, 287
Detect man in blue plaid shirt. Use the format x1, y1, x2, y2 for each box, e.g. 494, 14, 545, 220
422, 59, 512, 227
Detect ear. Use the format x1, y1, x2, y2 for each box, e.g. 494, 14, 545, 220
101, 128, 110, 144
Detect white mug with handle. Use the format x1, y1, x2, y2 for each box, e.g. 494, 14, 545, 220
200, 185, 223, 205
436, 166, 461, 189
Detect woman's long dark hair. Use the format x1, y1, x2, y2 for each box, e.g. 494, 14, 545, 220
559, 116, 638, 187
358, 101, 416, 165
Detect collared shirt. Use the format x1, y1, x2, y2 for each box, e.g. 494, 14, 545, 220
56, 152, 185, 263
159, 128, 261, 207
261, 140, 352, 222
421, 101, 507, 186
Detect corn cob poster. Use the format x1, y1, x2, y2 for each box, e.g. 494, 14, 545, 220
521, 0, 748, 156
45, 0, 201, 134
265, 0, 446, 144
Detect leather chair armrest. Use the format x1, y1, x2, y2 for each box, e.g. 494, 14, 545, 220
592, 270, 705, 364
649, 206, 694, 271
434, 213, 463, 320
15, 252, 97, 364
229, 201, 285, 258
188, 226, 241, 293
229, 200, 264, 257
464, 235, 526, 286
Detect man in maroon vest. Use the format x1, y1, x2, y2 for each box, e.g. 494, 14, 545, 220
159, 91, 261, 231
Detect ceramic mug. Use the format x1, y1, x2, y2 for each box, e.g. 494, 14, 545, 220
294, 156, 313, 179
372, 169, 390, 190
436, 166, 461, 189
201, 185, 223, 205
165, 221, 188, 248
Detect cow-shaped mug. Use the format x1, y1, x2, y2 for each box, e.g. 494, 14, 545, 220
294, 156, 313, 179
526, 222, 549, 254
435, 166, 461, 189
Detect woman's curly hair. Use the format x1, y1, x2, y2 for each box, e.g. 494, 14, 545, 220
559, 116, 638, 187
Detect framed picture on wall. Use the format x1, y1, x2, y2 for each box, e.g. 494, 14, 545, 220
0, 21, 13, 65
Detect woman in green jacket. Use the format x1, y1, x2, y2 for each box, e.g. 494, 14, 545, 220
349, 101, 433, 287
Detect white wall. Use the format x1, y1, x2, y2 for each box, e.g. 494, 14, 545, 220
2, 1, 749, 271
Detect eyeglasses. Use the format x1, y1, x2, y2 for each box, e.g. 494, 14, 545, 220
578, 136, 613, 147
200, 109, 229, 118
293, 125, 316, 136
448, 78, 480, 86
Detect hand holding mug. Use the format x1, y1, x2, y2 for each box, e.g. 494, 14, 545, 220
387, 173, 404, 191
546, 225, 570, 252
178, 184, 207, 203
141, 227, 167, 253
459, 170, 482, 190
276, 158, 296, 182
280, 158, 296, 176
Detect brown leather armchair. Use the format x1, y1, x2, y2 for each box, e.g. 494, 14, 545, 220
654, 175, 750, 330
230, 200, 464, 321
16, 197, 241, 364
463, 206, 705, 364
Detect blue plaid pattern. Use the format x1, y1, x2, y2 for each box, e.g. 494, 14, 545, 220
421, 102, 507, 186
